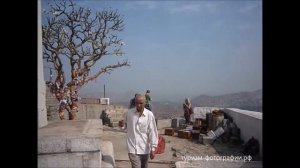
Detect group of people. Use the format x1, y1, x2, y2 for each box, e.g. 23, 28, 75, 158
121, 89, 194, 168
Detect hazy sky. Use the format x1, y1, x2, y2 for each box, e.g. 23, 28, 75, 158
42, 0, 262, 102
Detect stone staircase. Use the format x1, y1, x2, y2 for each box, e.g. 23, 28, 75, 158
104, 108, 126, 127
38, 120, 103, 167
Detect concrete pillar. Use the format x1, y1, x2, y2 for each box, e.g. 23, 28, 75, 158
38, 0, 47, 128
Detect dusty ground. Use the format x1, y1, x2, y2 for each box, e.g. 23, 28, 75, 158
100, 125, 261, 168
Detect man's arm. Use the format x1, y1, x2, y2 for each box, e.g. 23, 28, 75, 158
148, 114, 158, 159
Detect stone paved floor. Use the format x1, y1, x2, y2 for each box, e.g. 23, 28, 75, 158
100, 126, 262, 168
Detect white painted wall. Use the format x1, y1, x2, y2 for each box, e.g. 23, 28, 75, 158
38, 0, 47, 128
223, 108, 262, 157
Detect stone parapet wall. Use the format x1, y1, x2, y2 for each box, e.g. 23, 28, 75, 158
223, 108, 262, 157
46, 104, 127, 123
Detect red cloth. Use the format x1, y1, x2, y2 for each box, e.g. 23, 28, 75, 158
154, 134, 165, 154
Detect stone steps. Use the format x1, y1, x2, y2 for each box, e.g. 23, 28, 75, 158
115, 160, 172, 168
38, 120, 103, 168
102, 161, 114, 168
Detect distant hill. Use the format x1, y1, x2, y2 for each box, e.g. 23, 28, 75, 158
191, 89, 262, 112
111, 101, 183, 119
148, 89, 263, 118
79, 89, 262, 119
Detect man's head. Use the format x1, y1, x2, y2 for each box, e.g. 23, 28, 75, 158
146, 90, 150, 93
135, 94, 145, 113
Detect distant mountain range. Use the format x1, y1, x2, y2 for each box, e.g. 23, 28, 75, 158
148, 89, 263, 118
191, 89, 262, 112
79, 89, 262, 118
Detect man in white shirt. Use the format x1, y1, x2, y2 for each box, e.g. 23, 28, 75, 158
123, 94, 158, 168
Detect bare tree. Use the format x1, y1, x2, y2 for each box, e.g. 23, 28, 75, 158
42, 0, 129, 120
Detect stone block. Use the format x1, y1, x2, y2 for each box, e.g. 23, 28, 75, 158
171, 118, 178, 128
165, 128, 174, 136
111, 121, 119, 127
178, 130, 191, 139
191, 130, 200, 140
156, 119, 172, 129
100, 141, 115, 168
203, 136, 215, 145
38, 120, 103, 154
38, 136, 101, 154
68, 137, 101, 152
207, 130, 216, 139
38, 136, 68, 154
179, 119, 187, 127
38, 151, 101, 168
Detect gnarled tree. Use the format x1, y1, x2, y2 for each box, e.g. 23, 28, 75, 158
42, 0, 129, 120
